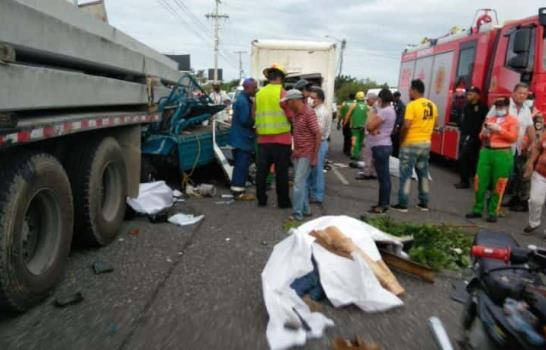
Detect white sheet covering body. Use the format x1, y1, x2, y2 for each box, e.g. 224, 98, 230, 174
261, 215, 404, 350
126, 181, 174, 215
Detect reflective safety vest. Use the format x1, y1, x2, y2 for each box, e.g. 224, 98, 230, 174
255, 84, 291, 135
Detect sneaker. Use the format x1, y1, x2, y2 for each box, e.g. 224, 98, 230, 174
486, 216, 497, 223
523, 225, 540, 235
466, 212, 482, 219
391, 204, 408, 213
454, 183, 470, 189
416, 203, 429, 212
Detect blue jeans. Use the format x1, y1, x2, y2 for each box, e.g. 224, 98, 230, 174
231, 148, 252, 192
398, 143, 430, 207
307, 140, 329, 202
292, 157, 312, 220
372, 145, 392, 208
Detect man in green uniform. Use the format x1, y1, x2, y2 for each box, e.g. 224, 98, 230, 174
344, 91, 368, 160
337, 93, 355, 157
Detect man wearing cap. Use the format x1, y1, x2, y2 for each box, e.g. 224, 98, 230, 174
294, 79, 313, 105
282, 89, 321, 221
454, 86, 488, 189
467, 97, 518, 222
356, 92, 378, 180
255, 64, 292, 208
229, 78, 258, 200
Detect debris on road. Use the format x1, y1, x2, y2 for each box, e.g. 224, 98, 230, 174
54, 292, 84, 308
450, 280, 469, 304
127, 181, 174, 215
92, 260, 114, 274
186, 183, 217, 198
148, 211, 169, 223
128, 228, 140, 237
366, 216, 473, 271
332, 337, 381, 350
225, 237, 231, 242
262, 215, 405, 350
168, 213, 204, 226
428, 317, 454, 350
215, 200, 234, 205
221, 194, 234, 199
379, 248, 435, 283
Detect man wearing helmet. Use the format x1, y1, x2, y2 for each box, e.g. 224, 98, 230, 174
255, 64, 293, 209
343, 91, 368, 160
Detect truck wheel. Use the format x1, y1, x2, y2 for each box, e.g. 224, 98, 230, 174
0, 153, 73, 311
67, 137, 127, 246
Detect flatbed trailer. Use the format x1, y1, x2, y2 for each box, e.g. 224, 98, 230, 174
0, 0, 181, 312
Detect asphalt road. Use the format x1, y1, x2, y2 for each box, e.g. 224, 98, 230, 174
0, 130, 544, 350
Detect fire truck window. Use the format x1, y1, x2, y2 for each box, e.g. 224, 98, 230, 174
457, 47, 475, 78
505, 27, 536, 71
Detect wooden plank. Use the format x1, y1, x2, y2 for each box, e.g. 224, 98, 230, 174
380, 249, 435, 283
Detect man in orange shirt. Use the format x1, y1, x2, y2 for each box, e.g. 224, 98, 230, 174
466, 97, 519, 222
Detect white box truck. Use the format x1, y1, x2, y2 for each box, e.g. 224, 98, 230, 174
250, 40, 338, 109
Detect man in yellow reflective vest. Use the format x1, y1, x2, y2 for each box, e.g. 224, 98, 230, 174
255, 64, 292, 208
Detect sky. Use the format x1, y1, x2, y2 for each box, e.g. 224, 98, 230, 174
90, 0, 543, 85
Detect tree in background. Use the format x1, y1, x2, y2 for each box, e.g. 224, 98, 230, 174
334, 75, 390, 103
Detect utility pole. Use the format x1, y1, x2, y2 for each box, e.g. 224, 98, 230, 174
234, 51, 247, 80
205, 0, 229, 82
338, 39, 347, 78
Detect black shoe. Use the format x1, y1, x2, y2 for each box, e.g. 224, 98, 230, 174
466, 212, 482, 219
258, 202, 267, 207
454, 182, 470, 189
391, 204, 408, 213
349, 162, 359, 168
523, 225, 540, 235
278, 202, 292, 209
487, 216, 497, 223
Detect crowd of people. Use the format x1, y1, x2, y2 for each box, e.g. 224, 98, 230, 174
228, 62, 546, 238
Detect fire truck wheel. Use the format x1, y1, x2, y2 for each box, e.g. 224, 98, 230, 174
0, 152, 73, 311
67, 137, 127, 247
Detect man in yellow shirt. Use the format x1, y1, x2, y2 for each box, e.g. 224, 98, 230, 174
392, 79, 438, 212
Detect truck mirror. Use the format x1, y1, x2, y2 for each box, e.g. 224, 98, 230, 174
513, 28, 531, 54
539, 8, 546, 26
508, 54, 529, 70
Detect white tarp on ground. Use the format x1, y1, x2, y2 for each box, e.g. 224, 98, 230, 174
126, 181, 173, 215
261, 216, 404, 350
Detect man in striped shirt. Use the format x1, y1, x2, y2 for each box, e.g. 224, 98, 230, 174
282, 89, 321, 221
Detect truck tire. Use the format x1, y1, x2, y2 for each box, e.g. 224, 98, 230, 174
67, 137, 127, 246
0, 153, 74, 311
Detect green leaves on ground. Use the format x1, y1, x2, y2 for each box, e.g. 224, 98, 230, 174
366, 216, 473, 271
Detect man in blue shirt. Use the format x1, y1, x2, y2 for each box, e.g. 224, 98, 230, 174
229, 78, 258, 200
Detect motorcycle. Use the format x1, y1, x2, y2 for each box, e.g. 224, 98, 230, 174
461, 230, 546, 349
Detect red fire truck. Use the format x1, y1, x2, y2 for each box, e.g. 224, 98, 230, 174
398, 8, 546, 159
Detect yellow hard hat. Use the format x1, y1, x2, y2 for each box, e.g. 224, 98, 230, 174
263, 63, 286, 78
355, 91, 365, 100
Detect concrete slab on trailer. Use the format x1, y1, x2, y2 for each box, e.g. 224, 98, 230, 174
1, 0, 181, 83
0, 63, 171, 112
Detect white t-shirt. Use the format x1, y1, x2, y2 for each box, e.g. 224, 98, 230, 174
210, 90, 230, 105
314, 103, 332, 141
487, 98, 532, 153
